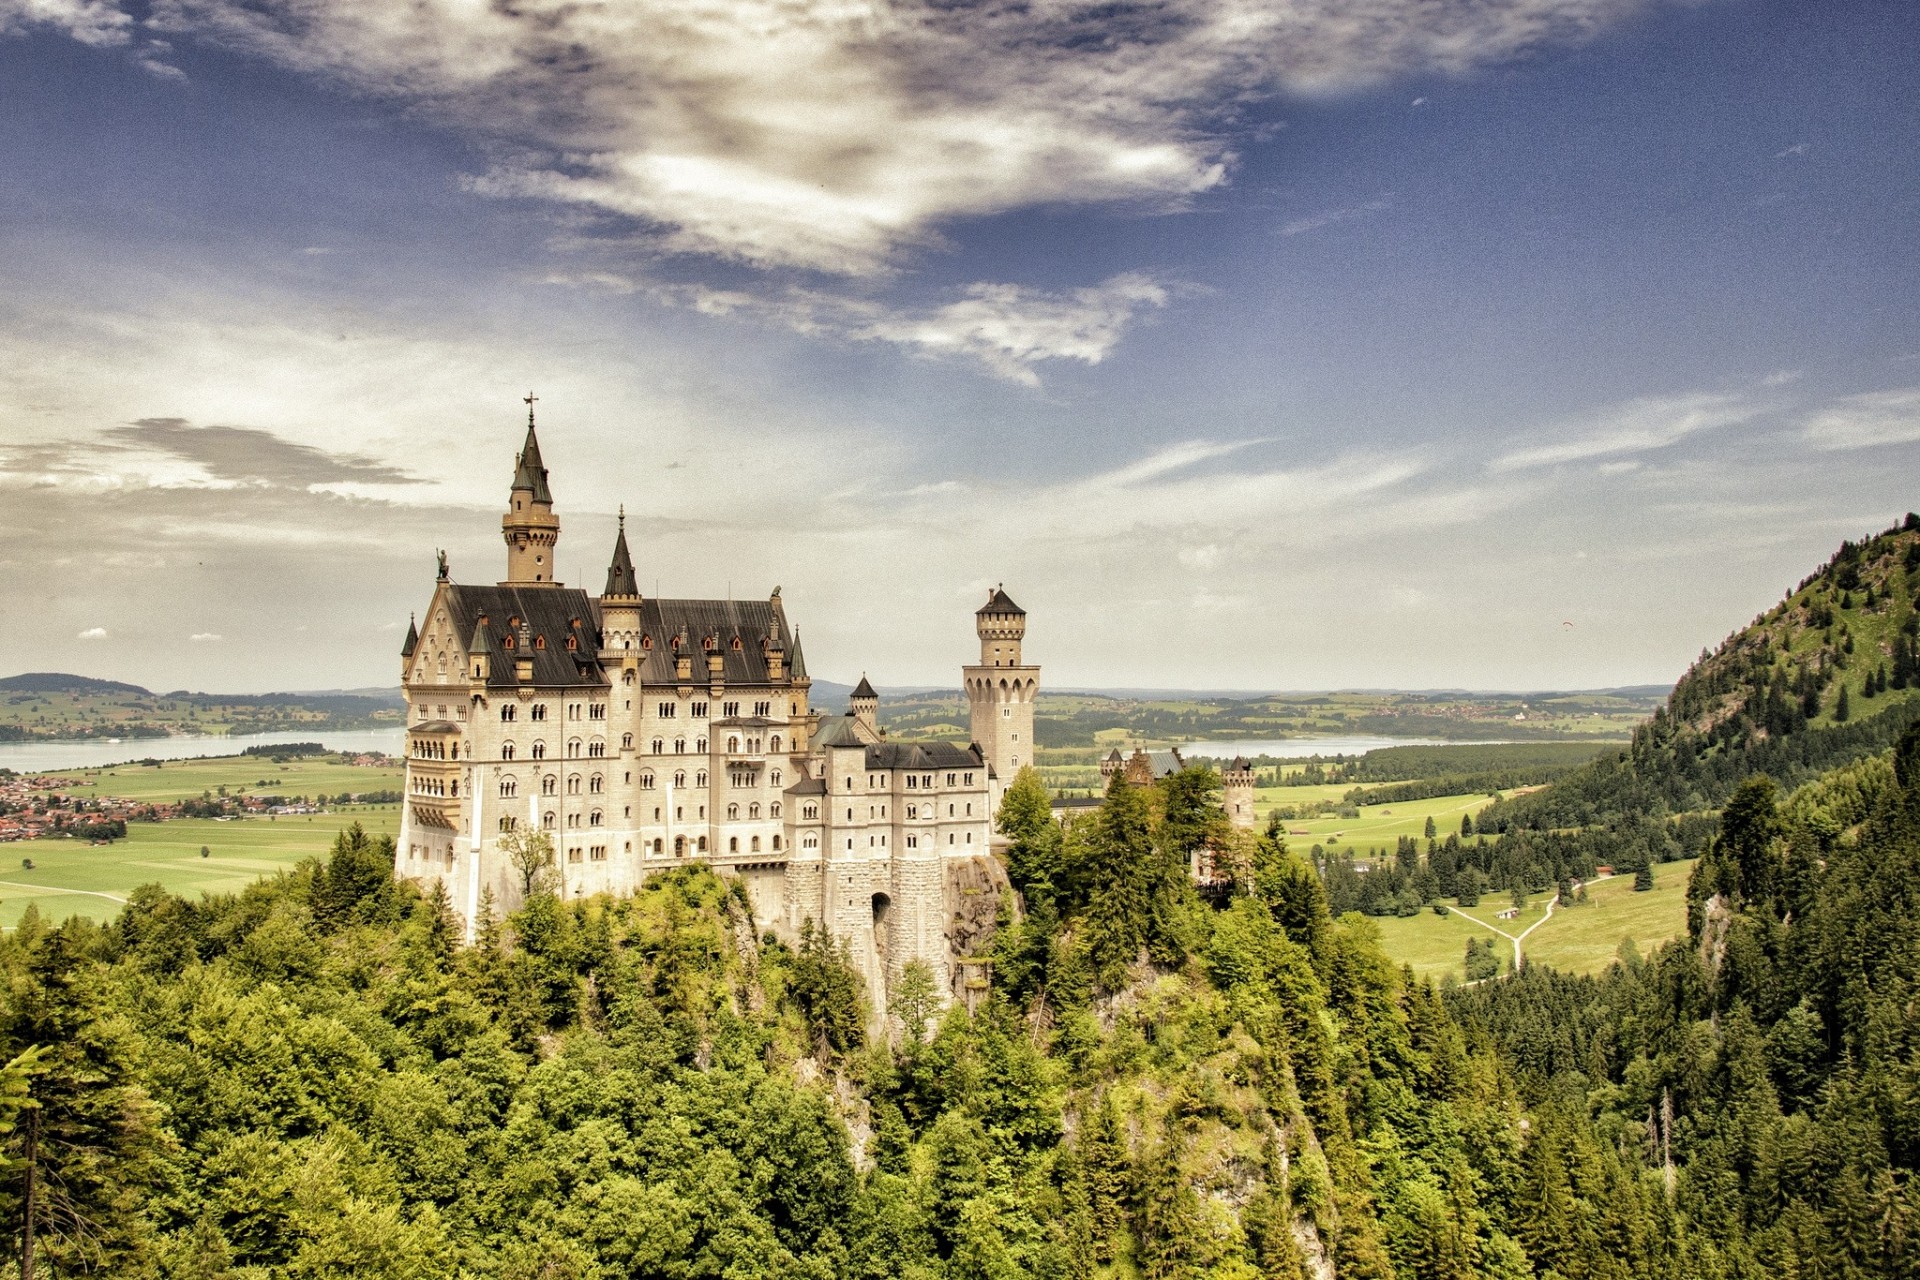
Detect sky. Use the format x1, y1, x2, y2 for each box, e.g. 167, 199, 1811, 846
0, 0, 1915, 695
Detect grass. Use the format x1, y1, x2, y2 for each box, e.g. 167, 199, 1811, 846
0, 808, 400, 929
1370, 859, 1697, 982
1270, 790, 1513, 858
52, 754, 405, 804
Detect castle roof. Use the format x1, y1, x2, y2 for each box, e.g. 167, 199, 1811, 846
864, 741, 984, 771
785, 776, 829, 796
616, 598, 797, 687
511, 420, 553, 504
789, 629, 808, 680
401, 614, 418, 658
439, 583, 604, 688
851, 675, 878, 700
977, 586, 1024, 616
604, 514, 639, 597
813, 716, 870, 748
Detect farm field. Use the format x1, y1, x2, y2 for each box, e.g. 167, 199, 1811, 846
1271, 790, 1515, 858
0, 809, 400, 930
1369, 858, 1697, 982
46, 753, 405, 804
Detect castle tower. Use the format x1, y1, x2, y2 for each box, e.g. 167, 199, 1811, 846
501, 394, 561, 585
599, 508, 642, 659
850, 675, 879, 737
964, 586, 1038, 788
1223, 756, 1257, 830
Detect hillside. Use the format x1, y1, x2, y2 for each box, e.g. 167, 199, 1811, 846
1477, 513, 1920, 834
0, 672, 151, 696
0, 675, 405, 743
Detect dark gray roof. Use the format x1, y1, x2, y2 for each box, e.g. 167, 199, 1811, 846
440, 584, 605, 689
511, 420, 553, 504
864, 742, 983, 770
412, 720, 461, 734
789, 629, 808, 680
401, 615, 418, 658
713, 716, 779, 729
785, 777, 828, 796
621, 598, 797, 687
604, 516, 639, 597
1228, 756, 1251, 772
1145, 749, 1185, 778
977, 586, 1024, 616
851, 675, 877, 700
814, 716, 868, 748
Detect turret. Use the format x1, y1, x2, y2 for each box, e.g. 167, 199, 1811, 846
468, 617, 494, 683
850, 675, 878, 735
1223, 756, 1257, 830
501, 394, 561, 585
600, 507, 642, 658
401, 614, 418, 662
976, 585, 1026, 667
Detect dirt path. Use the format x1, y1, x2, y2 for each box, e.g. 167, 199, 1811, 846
1448, 893, 1559, 971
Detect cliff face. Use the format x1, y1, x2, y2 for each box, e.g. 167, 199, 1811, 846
945, 852, 1009, 1007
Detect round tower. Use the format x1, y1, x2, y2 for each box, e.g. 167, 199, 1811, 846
963, 585, 1039, 792
1223, 756, 1257, 830
502, 394, 561, 585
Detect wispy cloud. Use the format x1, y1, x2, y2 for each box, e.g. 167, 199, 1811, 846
24, 0, 1661, 280
1774, 141, 1810, 158
103, 419, 417, 488
1488, 392, 1760, 472
1279, 198, 1391, 237
76, 626, 108, 639
1803, 388, 1920, 451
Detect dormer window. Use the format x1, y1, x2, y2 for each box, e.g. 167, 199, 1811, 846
641, 634, 653, 650
731, 635, 743, 651
565, 634, 578, 651
535, 635, 547, 650
503, 634, 515, 650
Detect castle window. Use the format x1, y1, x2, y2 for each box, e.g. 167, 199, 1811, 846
623, 670, 636, 684
729, 837, 739, 853
754, 701, 770, 716
1002, 707, 1011, 718
532, 741, 546, 759
566, 635, 577, 651
502, 742, 515, 760
590, 810, 602, 827
535, 635, 546, 650
674, 737, 686, 754
674, 836, 686, 856
568, 843, 582, 861
640, 771, 654, 789
723, 701, 739, 717
567, 739, 581, 758
964, 773, 974, 786
696, 737, 707, 753
542, 812, 555, 830
692, 701, 708, 717
906, 776, 916, 789
652, 738, 664, 754
542, 775, 557, 796
907, 835, 917, 849
674, 771, 686, 787
592, 845, 607, 861
946, 773, 956, 786
499, 816, 516, 832
697, 836, 708, 852
803, 835, 818, 850
695, 770, 708, 787
728, 736, 740, 753
770, 735, 781, 752
772, 835, 781, 851
771, 802, 782, 819
749, 803, 761, 820
658, 702, 677, 718
906, 805, 916, 819
500, 778, 517, 798
751, 835, 761, 852
501, 705, 516, 722
652, 838, 663, 854
770, 769, 782, 786
844, 778, 852, 791
590, 774, 603, 794
948, 804, 955, 817
728, 804, 739, 820
531, 704, 548, 721
804, 804, 817, 820
641, 634, 652, 651
588, 741, 605, 758
590, 703, 605, 720
622, 733, 633, 750
731, 635, 742, 651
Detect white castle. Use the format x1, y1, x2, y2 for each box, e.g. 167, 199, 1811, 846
395, 405, 1037, 1004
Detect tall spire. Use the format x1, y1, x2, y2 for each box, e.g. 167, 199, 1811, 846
501, 395, 561, 585
604, 505, 639, 598
401, 613, 418, 658
789, 628, 808, 680
511, 393, 553, 504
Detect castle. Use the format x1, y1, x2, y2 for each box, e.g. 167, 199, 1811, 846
395, 406, 1037, 1005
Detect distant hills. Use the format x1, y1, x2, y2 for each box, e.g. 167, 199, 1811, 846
0, 672, 152, 697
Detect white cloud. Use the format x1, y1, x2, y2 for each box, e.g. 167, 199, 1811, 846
76, 0, 1663, 278
1760, 368, 1802, 387
0, 0, 132, 46
189, 632, 222, 641
563, 270, 1172, 384
1488, 392, 1759, 472
1803, 388, 1920, 451
1774, 141, 1810, 158
76, 626, 108, 639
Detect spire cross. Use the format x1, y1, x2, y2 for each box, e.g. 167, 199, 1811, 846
523, 391, 538, 426
618, 503, 625, 531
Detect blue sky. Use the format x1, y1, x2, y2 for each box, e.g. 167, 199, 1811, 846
0, 0, 1915, 692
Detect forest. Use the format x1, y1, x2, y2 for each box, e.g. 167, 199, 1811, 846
4, 518, 1920, 1278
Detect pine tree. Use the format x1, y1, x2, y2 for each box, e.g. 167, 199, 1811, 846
1634, 862, 1655, 892
1833, 682, 1850, 723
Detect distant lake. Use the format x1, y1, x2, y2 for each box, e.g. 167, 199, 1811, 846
1181, 736, 1458, 760
0, 729, 405, 774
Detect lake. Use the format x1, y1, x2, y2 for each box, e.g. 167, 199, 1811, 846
0, 729, 406, 774
1181, 736, 1460, 760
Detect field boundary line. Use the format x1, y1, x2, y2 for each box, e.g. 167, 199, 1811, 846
0, 880, 129, 904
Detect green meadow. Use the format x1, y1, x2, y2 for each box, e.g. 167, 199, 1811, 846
1368, 857, 1697, 982
0, 809, 400, 930
54, 753, 406, 804
1265, 789, 1514, 858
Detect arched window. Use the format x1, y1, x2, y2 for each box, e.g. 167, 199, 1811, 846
803, 804, 817, 820
589, 774, 603, 794
588, 740, 605, 758
651, 838, 663, 854
532, 741, 546, 760
770, 735, 781, 752
567, 739, 581, 758
567, 775, 581, 795
501, 705, 516, 722
674, 737, 685, 754
674, 836, 686, 856
590, 810, 602, 826
542, 811, 555, 830
729, 837, 739, 853
499, 815, 516, 832
652, 738, 664, 754
728, 736, 740, 752
695, 770, 708, 787
697, 836, 708, 852
624, 669, 636, 683
542, 775, 557, 796
674, 770, 686, 787
749, 803, 761, 820
640, 772, 655, 789
621, 733, 633, 750
770, 769, 782, 787
803, 834, 817, 850
771, 802, 782, 818
502, 742, 516, 760
499, 777, 517, 798
727, 804, 739, 820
